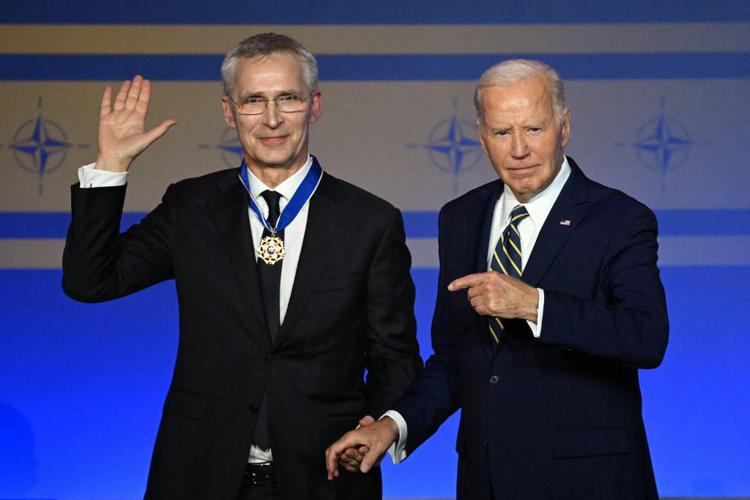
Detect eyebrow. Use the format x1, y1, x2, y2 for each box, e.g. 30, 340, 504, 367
239, 89, 300, 99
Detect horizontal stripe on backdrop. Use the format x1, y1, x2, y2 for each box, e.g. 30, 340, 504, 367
2, 54, 750, 81
2, 210, 749, 239
2, 0, 749, 24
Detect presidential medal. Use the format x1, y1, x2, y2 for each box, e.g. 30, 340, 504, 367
259, 234, 285, 265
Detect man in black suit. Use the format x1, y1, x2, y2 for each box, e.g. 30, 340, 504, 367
326, 59, 668, 499
63, 33, 421, 500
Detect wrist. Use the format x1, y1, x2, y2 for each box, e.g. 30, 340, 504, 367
521, 285, 539, 322
95, 154, 131, 173
381, 416, 400, 442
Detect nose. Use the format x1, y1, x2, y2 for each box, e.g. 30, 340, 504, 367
261, 100, 283, 127
510, 132, 529, 158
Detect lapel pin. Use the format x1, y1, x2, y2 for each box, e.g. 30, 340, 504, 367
560, 219, 571, 226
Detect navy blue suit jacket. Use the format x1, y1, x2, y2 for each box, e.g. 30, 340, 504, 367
394, 158, 668, 500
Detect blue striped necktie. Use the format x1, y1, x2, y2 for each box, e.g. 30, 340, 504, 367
488, 204, 529, 343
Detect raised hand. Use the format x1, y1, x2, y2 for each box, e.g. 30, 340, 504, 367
96, 75, 176, 172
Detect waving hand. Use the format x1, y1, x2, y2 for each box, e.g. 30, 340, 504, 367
96, 75, 176, 172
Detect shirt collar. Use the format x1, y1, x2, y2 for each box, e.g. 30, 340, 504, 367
246, 155, 313, 205
501, 155, 571, 227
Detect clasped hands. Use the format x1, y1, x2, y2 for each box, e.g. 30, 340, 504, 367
325, 415, 399, 480
325, 271, 538, 479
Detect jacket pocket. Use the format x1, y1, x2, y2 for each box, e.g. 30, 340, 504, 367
553, 426, 629, 459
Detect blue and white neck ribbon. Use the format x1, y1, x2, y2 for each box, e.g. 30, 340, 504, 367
238, 157, 323, 264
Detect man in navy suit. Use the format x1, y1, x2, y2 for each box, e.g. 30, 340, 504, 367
326, 59, 668, 499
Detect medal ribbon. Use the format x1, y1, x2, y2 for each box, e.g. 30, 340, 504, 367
238, 156, 323, 234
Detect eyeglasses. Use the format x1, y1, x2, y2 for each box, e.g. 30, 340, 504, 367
226, 92, 310, 115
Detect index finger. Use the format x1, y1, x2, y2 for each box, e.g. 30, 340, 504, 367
448, 272, 489, 291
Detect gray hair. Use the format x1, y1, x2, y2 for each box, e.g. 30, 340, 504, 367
473, 59, 567, 123
221, 32, 318, 96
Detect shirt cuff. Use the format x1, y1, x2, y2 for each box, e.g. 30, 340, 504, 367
78, 162, 128, 188
381, 410, 408, 464
526, 288, 544, 338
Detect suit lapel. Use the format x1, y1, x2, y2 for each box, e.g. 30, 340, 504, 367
470, 182, 502, 361
475, 182, 502, 274
208, 170, 270, 345
279, 174, 347, 341
522, 158, 590, 287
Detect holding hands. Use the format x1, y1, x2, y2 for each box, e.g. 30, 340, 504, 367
325, 416, 399, 480
97, 75, 176, 172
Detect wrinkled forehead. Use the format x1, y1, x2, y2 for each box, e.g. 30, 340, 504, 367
479, 78, 554, 117
233, 51, 305, 91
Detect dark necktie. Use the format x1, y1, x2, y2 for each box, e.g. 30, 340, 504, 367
253, 190, 283, 451
488, 204, 529, 343
257, 190, 283, 340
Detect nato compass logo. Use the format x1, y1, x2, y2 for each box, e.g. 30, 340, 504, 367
199, 127, 243, 167
618, 97, 705, 190
407, 98, 483, 193
4, 98, 89, 195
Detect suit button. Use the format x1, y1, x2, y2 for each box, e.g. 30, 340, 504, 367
247, 404, 258, 414
482, 439, 488, 449
489, 375, 501, 384
265, 353, 275, 364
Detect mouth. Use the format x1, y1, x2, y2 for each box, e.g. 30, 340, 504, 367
258, 135, 288, 146
507, 163, 539, 174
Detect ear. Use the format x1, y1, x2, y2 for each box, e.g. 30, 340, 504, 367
222, 98, 237, 129
560, 108, 571, 148
308, 90, 322, 124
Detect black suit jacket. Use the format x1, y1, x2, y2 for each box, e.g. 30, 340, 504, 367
63, 163, 422, 500
393, 158, 668, 500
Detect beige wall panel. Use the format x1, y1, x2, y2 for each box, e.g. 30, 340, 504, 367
0, 240, 65, 268
2, 78, 747, 212
3, 24, 750, 54
564, 80, 750, 209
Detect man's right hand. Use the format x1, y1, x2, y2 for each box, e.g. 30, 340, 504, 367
325, 416, 399, 480
96, 75, 176, 172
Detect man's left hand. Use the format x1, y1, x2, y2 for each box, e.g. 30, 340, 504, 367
448, 272, 538, 322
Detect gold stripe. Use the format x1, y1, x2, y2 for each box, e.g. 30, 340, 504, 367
508, 237, 522, 257
510, 212, 528, 223
502, 245, 522, 276
488, 321, 500, 343
0, 239, 65, 269
511, 223, 521, 238
493, 251, 509, 275
5, 24, 749, 55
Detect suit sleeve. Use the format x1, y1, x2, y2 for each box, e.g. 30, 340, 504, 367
391, 206, 463, 455
62, 183, 175, 302
362, 207, 423, 418
539, 202, 669, 368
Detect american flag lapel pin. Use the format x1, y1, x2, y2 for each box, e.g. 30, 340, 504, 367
560, 219, 571, 226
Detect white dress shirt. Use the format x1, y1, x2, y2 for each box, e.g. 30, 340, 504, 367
78, 155, 319, 463
384, 157, 572, 463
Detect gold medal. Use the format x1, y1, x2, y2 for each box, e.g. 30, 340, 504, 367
258, 234, 285, 265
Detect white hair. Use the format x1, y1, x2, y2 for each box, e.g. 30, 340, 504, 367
221, 32, 318, 97
474, 59, 567, 123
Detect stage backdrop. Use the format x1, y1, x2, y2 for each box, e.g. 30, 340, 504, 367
1, 1, 749, 499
